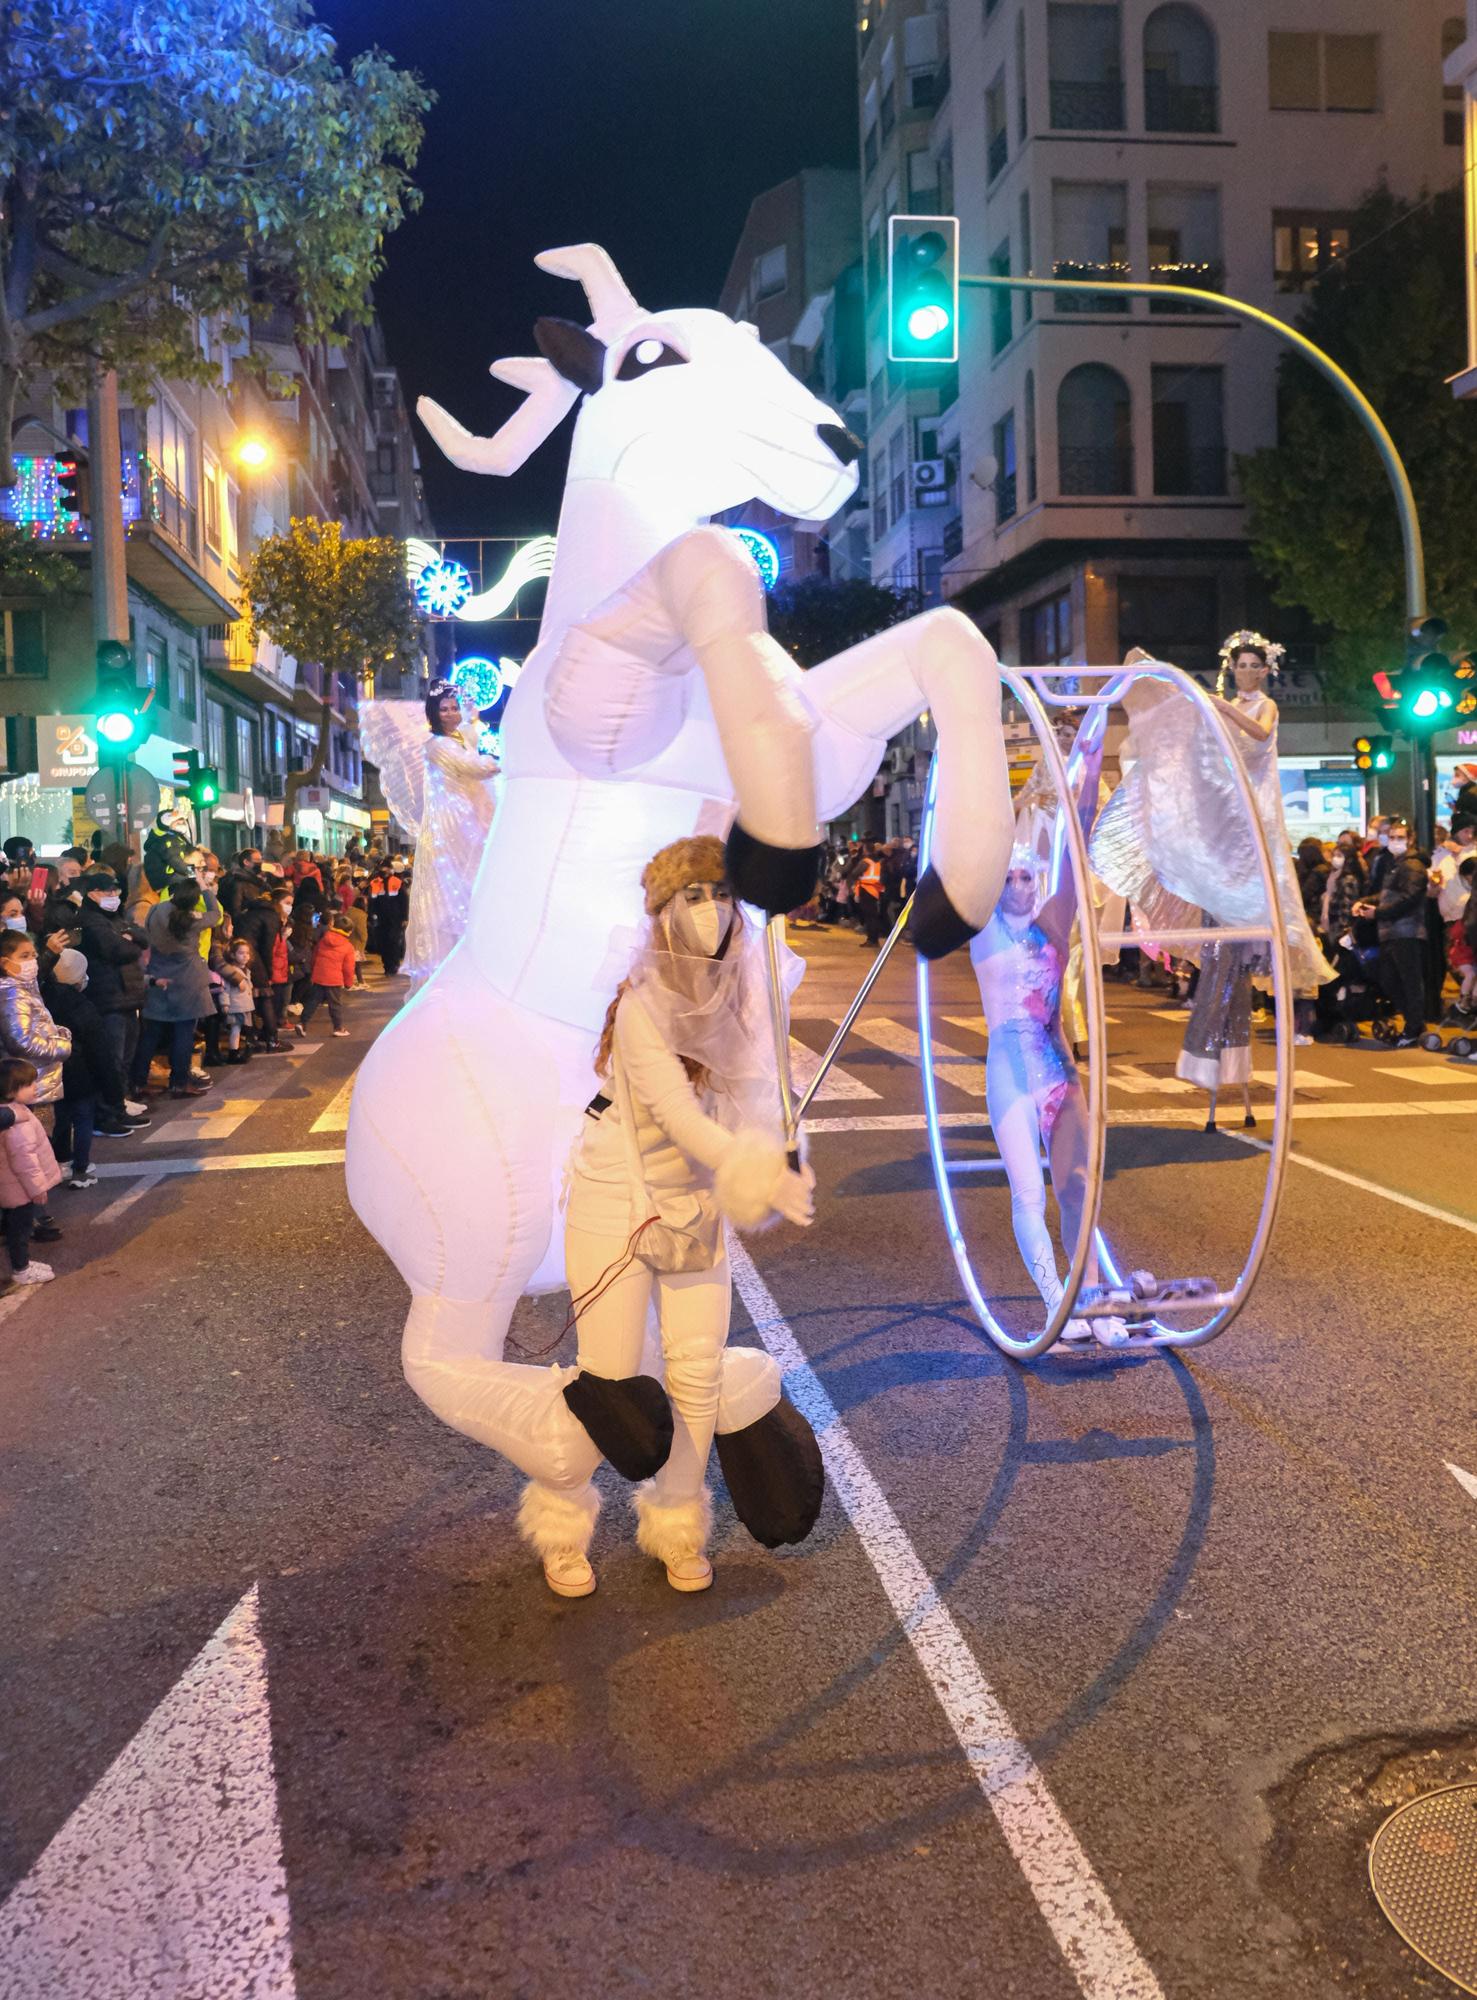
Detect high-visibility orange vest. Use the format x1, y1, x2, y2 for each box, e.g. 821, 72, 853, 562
858, 858, 882, 899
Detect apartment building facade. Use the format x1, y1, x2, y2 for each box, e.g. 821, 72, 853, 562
852, 0, 1460, 830
0, 308, 430, 860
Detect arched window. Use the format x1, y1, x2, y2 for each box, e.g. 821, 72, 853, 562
1143, 4, 1218, 132
1057, 364, 1133, 495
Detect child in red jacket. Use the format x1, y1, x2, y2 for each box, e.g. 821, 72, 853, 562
299, 914, 357, 1037
0, 1057, 63, 1284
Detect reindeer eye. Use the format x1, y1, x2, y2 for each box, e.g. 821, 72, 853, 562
616, 338, 688, 382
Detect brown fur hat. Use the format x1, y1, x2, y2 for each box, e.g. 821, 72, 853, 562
641, 835, 728, 916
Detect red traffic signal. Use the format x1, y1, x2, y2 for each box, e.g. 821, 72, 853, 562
55, 452, 92, 527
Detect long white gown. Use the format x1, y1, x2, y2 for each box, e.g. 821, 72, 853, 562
403, 730, 500, 982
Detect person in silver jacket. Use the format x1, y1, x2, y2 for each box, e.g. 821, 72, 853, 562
0, 928, 72, 1105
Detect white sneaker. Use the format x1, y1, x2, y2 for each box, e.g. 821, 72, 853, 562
665, 1554, 713, 1593
66, 1174, 98, 1191
1293, 1034, 1313, 1047
13, 1262, 54, 1284
124, 1098, 147, 1117
543, 1551, 596, 1598
287, 1003, 304, 1017
332, 1028, 350, 1038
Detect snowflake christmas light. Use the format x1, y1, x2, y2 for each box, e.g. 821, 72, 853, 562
414, 556, 475, 617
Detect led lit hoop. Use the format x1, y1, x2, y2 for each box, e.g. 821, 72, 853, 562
917, 659, 1294, 1358
449, 656, 505, 708
731, 526, 780, 591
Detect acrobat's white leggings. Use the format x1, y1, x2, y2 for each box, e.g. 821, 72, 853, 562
989, 1079, 1090, 1312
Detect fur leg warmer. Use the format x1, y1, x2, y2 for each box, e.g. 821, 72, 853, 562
517, 1479, 601, 1561
713, 1128, 788, 1231
632, 1482, 713, 1566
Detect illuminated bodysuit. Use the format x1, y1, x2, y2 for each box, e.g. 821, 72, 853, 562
403, 728, 500, 985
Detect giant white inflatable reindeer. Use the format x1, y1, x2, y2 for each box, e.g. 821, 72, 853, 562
346, 244, 1013, 1497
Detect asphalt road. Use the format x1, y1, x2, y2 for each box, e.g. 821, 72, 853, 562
2, 929, 1475, 2000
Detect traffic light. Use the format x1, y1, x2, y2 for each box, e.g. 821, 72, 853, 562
55, 451, 91, 529
95, 639, 142, 755
170, 747, 219, 809
1352, 734, 1395, 772
1395, 618, 1461, 732
887, 215, 959, 363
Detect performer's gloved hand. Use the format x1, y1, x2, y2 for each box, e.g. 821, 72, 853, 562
771, 1161, 815, 1228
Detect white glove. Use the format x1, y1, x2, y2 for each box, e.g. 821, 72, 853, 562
771, 1161, 815, 1228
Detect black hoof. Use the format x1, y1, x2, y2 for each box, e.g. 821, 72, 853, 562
1243, 1112, 1257, 1129
562, 1371, 673, 1481
724, 822, 824, 918
1203, 1118, 1216, 1133
907, 865, 978, 961
714, 1395, 825, 1548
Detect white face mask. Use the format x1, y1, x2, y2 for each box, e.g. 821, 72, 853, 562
2, 916, 24, 932
1377, 831, 1390, 847
16, 959, 37, 982
97, 893, 121, 912
1330, 855, 1343, 872
1388, 839, 1408, 857
669, 894, 732, 959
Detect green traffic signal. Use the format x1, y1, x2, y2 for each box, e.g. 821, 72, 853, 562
888, 215, 959, 363
195, 766, 220, 806
95, 639, 142, 755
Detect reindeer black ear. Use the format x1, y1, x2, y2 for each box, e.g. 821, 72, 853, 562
534, 317, 607, 395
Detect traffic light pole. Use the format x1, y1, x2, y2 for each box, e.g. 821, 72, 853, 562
86, 366, 134, 855
959, 270, 1439, 842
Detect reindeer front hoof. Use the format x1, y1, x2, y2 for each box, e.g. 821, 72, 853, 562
908, 866, 979, 960
725, 823, 824, 918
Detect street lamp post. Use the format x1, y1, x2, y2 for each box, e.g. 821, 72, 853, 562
958, 268, 1437, 840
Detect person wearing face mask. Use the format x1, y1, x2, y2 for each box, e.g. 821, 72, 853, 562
75, 871, 152, 1133
129, 878, 221, 1098
515, 835, 820, 1600
971, 712, 1129, 1347
41, 947, 123, 1190
0, 929, 71, 1246
1353, 819, 1429, 1046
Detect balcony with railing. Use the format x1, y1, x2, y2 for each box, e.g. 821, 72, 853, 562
1152, 446, 1227, 497
1148, 260, 1223, 311
1049, 79, 1124, 129
1053, 260, 1132, 312
1144, 78, 1218, 132
1059, 445, 1134, 496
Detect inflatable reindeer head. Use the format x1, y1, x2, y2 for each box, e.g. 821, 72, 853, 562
417, 243, 861, 525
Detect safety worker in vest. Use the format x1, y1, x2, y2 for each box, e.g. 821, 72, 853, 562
855, 842, 884, 950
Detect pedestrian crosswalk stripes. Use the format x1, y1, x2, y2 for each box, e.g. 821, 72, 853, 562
787, 1036, 880, 1101
143, 1046, 323, 1145
310, 1075, 357, 1133
849, 1017, 989, 1098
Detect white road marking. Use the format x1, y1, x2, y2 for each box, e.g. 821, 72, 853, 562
730, 1243, 1165, 2000
1233, 1133, 1477, 1240
807, 1112, 986, 1134
1112, 1062, 1195, 1096
806, 1099, 1477, 1136
0, 1584, 295, 1999
1446, 1462, 1477, 1503
93, 1148, 346, 1178
145, 1046, 322, 1145
853, 1017, 988, 1097
1253, 1067, 1350, 1091
310, 1073, 357, 1132
1149, 1006, 1191, 1021
93, 1170, 166, 1228
0, 1287, 36, 1327
1371, 1064, 1477, 1087
788, 1035, 879, 1101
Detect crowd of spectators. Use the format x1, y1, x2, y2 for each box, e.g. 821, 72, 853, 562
0, 833, 411, 1285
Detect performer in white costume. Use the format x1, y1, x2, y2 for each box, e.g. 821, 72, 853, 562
358, 682, 500, 986
346, 243, 1014, 1541
524, 835, 815, 1599
971, 711, 1126, 1347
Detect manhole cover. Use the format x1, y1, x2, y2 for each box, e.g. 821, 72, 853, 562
1370, 1783, 1477, 1993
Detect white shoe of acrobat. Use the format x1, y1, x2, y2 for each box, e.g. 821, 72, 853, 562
542, 1551, 597, 1598
664, 1555, 714, 1593
331, 1028, 350, 1038
13, 1262, 54, 1284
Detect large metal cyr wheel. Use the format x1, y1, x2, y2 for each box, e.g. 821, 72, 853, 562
916, 659, 1295, 1360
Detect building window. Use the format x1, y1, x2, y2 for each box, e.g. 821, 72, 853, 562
236, 714, 255, 792
1148, 183, 1223, 304
1151, 365, 1226, 495
1273, 210, 1350, 291
176, 651, 197, 721
202, 449, 222, 552
990, 242, 1013, 355
1444, 17, 1464, 144
1019, 191, 1033, 322
904, 12, 947, 108
907, 148, 940, 210
1269, 32, 1378, 113
889, 427, 907, 525
1016, 10, 1028, 140
993, 410, 1018, 521
1057, 363, 1134, 494
1047, 4, 1124, 130
143, 634, 169, 709
866, 211, 883, 297
1, 608, 45, 677
1143, 5, 1219, 132
1021, 588, 1073, 666
752, 245, 788, 302
986, 67, 1009, 181
1117, 573, 1220, 673
206, 699, 227, 771
1052, 180, 1130, 310
1025, 370, 1038, 501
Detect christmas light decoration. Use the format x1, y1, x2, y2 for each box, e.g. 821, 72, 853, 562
731, 526, 780, 590
413, 556, 475, 617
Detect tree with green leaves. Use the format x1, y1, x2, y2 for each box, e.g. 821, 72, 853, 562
765, 574, 921, 668
1239, 186, 1473, 705
243, 517, 421, 834
0, 520, 82, 600
0, 0, 432, 484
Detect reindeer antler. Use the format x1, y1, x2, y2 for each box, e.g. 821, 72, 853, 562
535, 243, 641, 334
415, 358, 579, 478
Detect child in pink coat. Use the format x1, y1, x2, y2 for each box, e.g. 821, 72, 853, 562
0, 1057, 63, 1284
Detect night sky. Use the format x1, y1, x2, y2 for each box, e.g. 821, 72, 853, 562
313, 0, 859, 538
